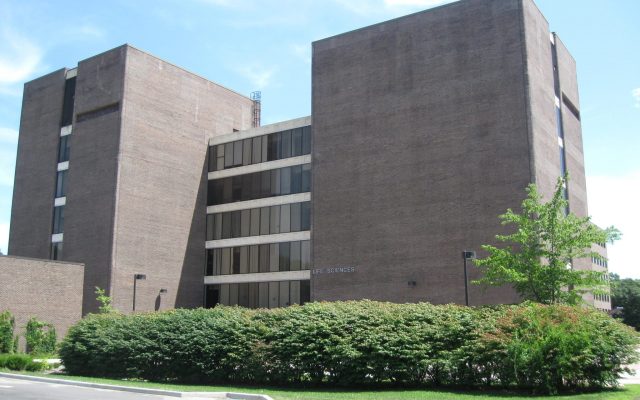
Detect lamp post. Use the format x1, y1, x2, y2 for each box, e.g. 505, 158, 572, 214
133, 273, 147, 312
462, 251, 476, 306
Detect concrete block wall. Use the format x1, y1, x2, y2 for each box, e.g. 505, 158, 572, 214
0, 256, 84, 349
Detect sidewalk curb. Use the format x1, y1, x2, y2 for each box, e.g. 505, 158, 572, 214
0, 372, 274, 399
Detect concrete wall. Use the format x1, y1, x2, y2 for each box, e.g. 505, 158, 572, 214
0, 256, 84, 349
64, 46, 126, 314
109, 46, 253, 312
311, 0, 531, 305
9, 70, 67, 259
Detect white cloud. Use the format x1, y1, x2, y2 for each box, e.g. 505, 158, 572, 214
587, 171, 640, 279
0, 222, 8, 255
0, 28, 42, 85
0, 127, 18, 144
633, 87, 640, 109
238, 65, 277, 90
0, 147, 16, 187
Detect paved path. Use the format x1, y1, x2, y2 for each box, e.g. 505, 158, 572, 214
0, 377, 178, 400
621, 361, 640, 385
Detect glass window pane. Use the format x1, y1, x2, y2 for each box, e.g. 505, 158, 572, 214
239, 283, 249, 307
269, 243, 279, 272
292, 128, 303, 157
231, 211, 241, 238
252, 136, 262, 164
240, 246, 249, 274
260, 206, 270, 235
301, 241, 311, 270
242, 139, 252, 166
259, 282, 269, 308
222, 212, 231, 239
233, 140, 243, 166
279, 242, 290, 271
261, 169, 271, 197
208, 146, 217, 172
214, 214, 223, 240
205, 285, 219, 308
229, 283, 239, 306
259, 244, 270, 273
301, 202, 311, 231
53, 206, 64, 234
302, 164, 311, 192
220, 284, 230, 305
214, 249, 222, 275
262, 134, 268, 161
58, 135, 70, 163
206, 214, 215, 241
271, 169, 281, 196
241, 209, 251, 237
223, 178, 232, 203
280, 204, 290, 233
55, 171, 66, 198
206, 249, 213, 276
302, 126, 311, 154
250, 208, 260, 236
274, 132, 282, 159
300, 280, 311, 305
249, 245, 259, 273
224, 142, 234, 168
290, 281, 301, 305
281, 130, 292, 158
290, 241, 301, 271
251, 173, 261, 200
290, 203, 301, 232
270, 205, 280, 234
51, 242, 63, 260
232, 176, 243, 201
279, 281, 290, 307
221, 248, 231, 275
232, 247, 241, 274
291, 165, 302, 193
280, 167, 291, 195
269, 282, 279, 309
249, 283, 259, 309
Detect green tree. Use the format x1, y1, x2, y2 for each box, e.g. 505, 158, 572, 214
610, 273, 640, 330
0, 311, 16, 353
473, 176, 619, 305
25, 317, 57, 355
94, 287, 116, 314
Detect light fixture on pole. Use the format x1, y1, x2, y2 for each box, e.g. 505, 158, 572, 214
133, 273, 147, 312
462, 250, 476, 306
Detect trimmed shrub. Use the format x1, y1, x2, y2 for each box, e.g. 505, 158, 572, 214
59, 301, 639, 394
25, 317, 57, 355
0, 311, 15, 353
0, 353, 32, 371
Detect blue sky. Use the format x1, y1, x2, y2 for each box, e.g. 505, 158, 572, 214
0, 0, 638, 277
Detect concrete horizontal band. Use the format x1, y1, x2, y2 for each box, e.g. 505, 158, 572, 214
60, 125, 72, 136
65, 68, 77, 79
205, 231, 310, 249
204, 270, 311, 285
207, 193, 311, 214
51, 233, 63, 243
209, 116, 311, 146
208, 155, 311, 180
54, 196, 66, 206
57, 161, 69, 171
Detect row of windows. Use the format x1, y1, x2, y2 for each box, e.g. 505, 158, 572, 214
592, 256, 609, 268
206, 202, 310, 241
61, 77, 76, 127
207, 164, 311, 206
55, 171, 67, 198
208, 126, 311, 172
206, 240, 311, 276
204, 280, 310, 309
58, 135, 70, 163
594, 293, 610, 303
52, 206, 64, 234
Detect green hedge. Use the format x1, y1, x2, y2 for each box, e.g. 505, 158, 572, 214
0, 353, 47, 372
59, 301, 639, 394
0, 311, 15, 353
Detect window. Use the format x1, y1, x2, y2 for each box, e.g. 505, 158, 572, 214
205, 240, 311, 276
52, 206, 64, 234
55, 171, 67, 198
58, 135, 70, 163
60, 77, 76, 127
50, 242, 63, 260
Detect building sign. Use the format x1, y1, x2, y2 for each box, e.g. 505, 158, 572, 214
312, 266, 356, 275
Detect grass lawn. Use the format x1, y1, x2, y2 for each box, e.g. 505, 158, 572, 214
3, 370, 640, 399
